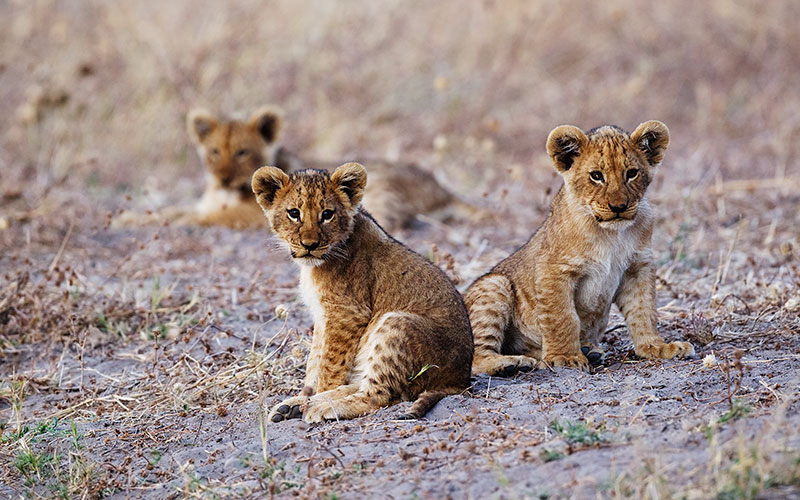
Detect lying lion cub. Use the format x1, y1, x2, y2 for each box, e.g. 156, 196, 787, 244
468, 121, 694, 376
116, 107, 463, 231
253, 162, 472, 423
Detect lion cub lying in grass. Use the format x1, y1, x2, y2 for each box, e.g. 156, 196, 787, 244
116, 107, 463, 231
253, 162, 472, 423
468, 121, 694, 376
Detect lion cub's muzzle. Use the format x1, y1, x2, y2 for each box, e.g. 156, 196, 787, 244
289, 243, 330, 262
593, 203, 639, 224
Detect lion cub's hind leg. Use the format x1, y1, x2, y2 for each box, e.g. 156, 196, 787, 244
303, 313, 412, 423
302, 312, 458, 423
467, 274, 538, 377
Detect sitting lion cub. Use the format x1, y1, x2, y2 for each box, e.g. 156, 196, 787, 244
468, 121, 694, 376
253, 162, 472, 423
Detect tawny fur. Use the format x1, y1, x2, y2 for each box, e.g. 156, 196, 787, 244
467, 121, 695, 376
253, 163, 473, 423
115, 107, 467, 232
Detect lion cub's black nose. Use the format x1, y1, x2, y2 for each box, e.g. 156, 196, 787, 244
609, 203, 628, 214
301, 241, 319, 251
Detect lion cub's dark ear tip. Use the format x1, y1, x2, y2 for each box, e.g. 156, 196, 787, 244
546, 125, 587, 172
331, 162, 367, 206
632, 120, 670, 165
335, 161, 367, 176
250, 106, 284, 144
633, 120, 669, 138
252, 166, 289, 208
187, 108, 217, 143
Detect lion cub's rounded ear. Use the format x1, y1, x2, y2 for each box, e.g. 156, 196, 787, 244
249, 106, 283, 144
330, 162, 367, 208
546, 125, 588, 173
187, 109, 218, 144
631, 120, 670, 166
252, 166, 290, 211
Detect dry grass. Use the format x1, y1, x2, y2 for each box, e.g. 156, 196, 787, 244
1, 0, 800, 498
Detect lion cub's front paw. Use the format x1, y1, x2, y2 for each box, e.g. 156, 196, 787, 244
542, 353, 590, 372
268, 395, 308, 423
471, 354, 538, 377
303, 399, 339, 424
635, 341, 695, 360
581, 344, 606, 367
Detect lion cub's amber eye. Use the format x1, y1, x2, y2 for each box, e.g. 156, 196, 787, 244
235, 149, 249, 158
626, 168, 639, 181
590, 171, 604, 182
287, 208, 301, 221
320, 209, 335, 222
209, 148, 220, 157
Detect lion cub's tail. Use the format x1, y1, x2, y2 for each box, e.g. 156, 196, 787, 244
403, 388, 462, 419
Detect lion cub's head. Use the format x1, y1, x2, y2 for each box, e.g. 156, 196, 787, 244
546, 121, 669, 227
251, 163, 367, 267
187, 106, 283, 194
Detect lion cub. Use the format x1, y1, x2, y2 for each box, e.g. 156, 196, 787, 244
116, 106, 463, 231
113, 107, 287, 229
468, 121, 694, 376
253, 163, 472, 423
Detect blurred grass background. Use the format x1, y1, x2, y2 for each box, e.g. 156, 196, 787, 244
2, 0, 798, 211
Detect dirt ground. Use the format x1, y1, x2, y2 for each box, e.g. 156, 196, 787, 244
2, 1, 800, 499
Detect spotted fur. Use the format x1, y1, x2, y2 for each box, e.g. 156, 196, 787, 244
253, 163, 473, 423
467, 121, 694, 376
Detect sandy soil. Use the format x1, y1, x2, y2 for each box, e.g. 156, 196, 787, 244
2, 210, 799, 499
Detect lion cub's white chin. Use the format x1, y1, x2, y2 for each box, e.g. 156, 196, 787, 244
597, 217, 636, 230
294, 257, 325, 267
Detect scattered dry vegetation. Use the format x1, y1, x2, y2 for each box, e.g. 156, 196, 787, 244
1, 1, 799, 498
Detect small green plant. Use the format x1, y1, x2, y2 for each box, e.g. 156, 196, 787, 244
4, 418, 106, 498
715, 447, 763, 500
95, 311, 124, 336
14, 448, 58, 486
147, 449, 163, 467
9, 378, 27, 435
69, 419, 83, 450
244, 457, 305, 493
95, 311, 111, 332
2, 418, 62, 444
718, 398, 752, 424
150, 275, 162, 310
539, 448, 564, 462
550, 418, 608, 447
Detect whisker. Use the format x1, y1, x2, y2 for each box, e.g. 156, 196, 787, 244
322, 243, 349, 261
263, 237, 293, 255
